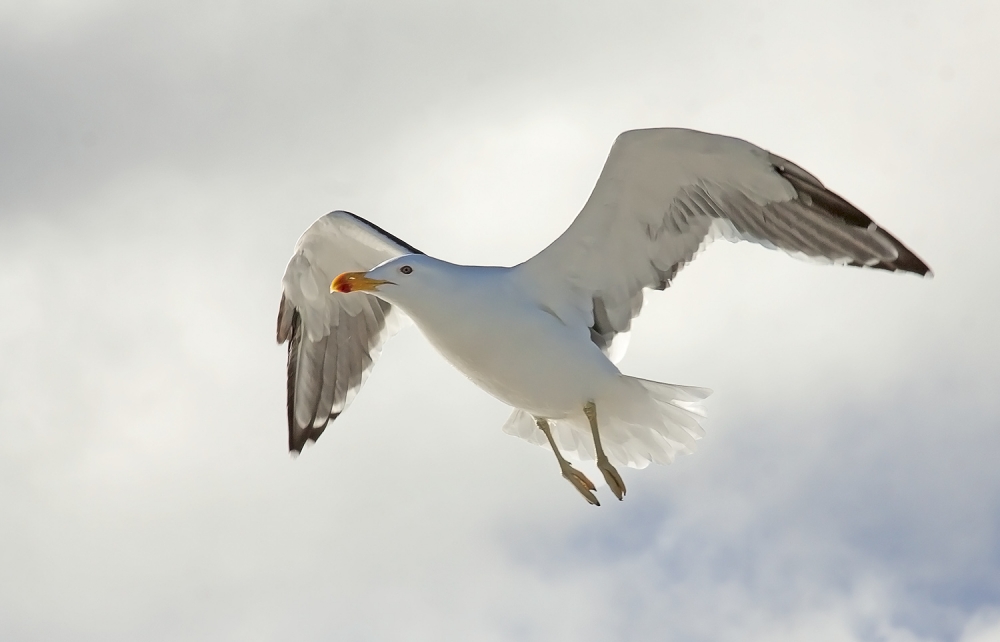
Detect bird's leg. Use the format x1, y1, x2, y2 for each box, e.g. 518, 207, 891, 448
535, 418, 600, 506
584, 401, 626, 500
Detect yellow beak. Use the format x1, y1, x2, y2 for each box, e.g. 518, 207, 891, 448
331, 271, 390, 294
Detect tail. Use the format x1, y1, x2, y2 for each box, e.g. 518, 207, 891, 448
502, 377, 711, 469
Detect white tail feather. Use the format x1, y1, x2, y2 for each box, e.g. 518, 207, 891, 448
501, 377, 711, 469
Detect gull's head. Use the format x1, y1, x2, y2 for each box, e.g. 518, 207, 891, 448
330, 254, 440, 306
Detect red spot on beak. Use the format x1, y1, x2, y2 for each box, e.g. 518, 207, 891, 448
331, 272, 355, 293
331, 271, 385, 294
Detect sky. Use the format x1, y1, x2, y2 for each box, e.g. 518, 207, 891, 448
1, 1, 999, 640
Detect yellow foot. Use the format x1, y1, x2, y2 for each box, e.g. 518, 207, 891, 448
598, 459, 626, 501
561, 463, 600, 506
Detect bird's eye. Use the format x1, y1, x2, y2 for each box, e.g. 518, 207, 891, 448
400, 265, 413, 275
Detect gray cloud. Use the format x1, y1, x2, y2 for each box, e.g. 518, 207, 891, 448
1, 1, 998, 640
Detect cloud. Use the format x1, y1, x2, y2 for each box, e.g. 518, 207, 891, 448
1, 1, 998, 640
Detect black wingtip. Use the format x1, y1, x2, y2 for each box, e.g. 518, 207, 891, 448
285, 309, 329, 454
850, 258, 933, 277
288, 424, 328, 454
847, 229, 932, 277
774, 163, 933, 278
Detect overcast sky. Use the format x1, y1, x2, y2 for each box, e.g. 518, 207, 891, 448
1, 1, 999, 641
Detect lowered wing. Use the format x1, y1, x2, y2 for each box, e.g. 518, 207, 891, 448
277, 211, 421, 452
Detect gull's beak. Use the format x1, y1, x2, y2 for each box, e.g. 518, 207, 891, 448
331, 271, 390, 294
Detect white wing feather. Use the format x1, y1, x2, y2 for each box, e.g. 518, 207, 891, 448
277, 211, 421, 452
519, 128, 930, 357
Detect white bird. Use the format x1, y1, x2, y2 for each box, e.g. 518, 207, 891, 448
277, 128, 930, 505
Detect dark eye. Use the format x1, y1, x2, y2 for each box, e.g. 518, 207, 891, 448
399, 265, 413, 275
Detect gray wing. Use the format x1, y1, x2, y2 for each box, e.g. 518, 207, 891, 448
520, 128, 931, 357
277, 211, 422, 453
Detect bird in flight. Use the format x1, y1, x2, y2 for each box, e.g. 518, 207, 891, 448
277, 128, 930, 505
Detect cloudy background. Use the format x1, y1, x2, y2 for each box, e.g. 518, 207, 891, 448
1, 1, 999, 640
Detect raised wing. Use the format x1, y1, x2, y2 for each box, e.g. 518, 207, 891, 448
520, 128, 931, 356
277, 211, 421, 453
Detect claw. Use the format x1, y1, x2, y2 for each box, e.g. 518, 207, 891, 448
598, 460, 626, 500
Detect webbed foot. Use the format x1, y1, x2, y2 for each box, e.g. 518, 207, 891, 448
561, 463, 600, 506
598, 459, 626, 500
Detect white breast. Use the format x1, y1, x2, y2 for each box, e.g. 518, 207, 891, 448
404, 267, 621, 418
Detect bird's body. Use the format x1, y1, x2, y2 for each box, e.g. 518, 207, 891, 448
277, 128, 931, 504
378, 258, 619, 419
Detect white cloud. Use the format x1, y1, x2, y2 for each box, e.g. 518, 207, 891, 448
961, 611, 1000, 642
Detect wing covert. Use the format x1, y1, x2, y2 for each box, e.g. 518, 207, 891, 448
277, 211, 421, 453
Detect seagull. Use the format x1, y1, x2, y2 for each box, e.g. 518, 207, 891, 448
277, 128, 930, 505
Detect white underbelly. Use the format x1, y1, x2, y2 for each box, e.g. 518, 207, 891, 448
414, 302, 620, 418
